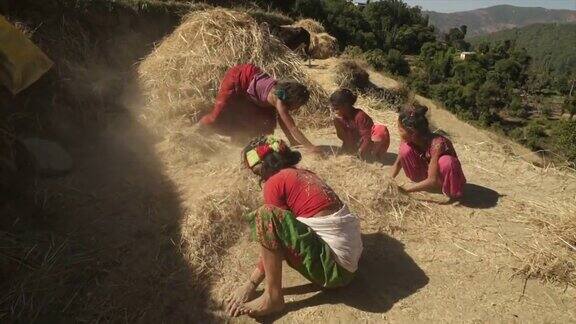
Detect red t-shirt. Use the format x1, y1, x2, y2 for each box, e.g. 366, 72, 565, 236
263, 168, 341, 218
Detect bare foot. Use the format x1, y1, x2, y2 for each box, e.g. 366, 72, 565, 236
236, 292, 285, 317
226, 281, 258, 317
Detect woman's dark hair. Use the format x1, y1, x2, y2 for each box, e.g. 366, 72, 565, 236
275, 80, 310, 107
398, 103, 431, 136
242, 136, 302, 181
329, 88, 357, 108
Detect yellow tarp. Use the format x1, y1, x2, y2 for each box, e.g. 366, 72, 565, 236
0, 15, 53, 95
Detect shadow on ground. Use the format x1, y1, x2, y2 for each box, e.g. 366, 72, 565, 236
0, 112, 216, 322
261, 232, 428, 322
459, 183, 502, 209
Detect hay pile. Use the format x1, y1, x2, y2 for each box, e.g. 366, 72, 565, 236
292, 19, 337, 59
138, 8, 329, 135
310, 33, 339, 59
293, 18, 325, 34
335, 60, 370, 91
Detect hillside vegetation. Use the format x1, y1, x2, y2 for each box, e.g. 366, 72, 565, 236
426, 4, 576, 38
470, 23, 576, 94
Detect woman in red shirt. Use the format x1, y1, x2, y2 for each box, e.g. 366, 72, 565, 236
331, 89, 390, 161
198, 63, 318, 152
226, 136, 363, 317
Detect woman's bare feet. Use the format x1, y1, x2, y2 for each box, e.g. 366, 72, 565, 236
237, 292, 285, 317
226, 281, 258, 317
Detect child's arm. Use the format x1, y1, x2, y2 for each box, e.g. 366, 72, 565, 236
276, 101, 315, 150
389, 155, 402, 178
279, 118, 299, 146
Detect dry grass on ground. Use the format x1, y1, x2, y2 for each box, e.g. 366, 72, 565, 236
512, 199, 576, 286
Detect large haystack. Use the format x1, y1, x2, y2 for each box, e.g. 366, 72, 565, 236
138, 8, 328, 135
293, 18, 325, 34
310, 33, 339, 59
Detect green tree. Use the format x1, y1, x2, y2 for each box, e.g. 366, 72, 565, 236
385, 49, 410, 76
452, 60, 486, 86
552, 120, 576, 162
476, 81, 509, 114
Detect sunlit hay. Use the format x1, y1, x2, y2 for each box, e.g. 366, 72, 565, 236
299, 154, 425, 232
334, 60, 370, 91
178, 167, 262, 279
514, 200, 576, 286
309, 33, 338, 59
293, 18, 326, 34
137, 8, 329, 135
155, 130, 231, 167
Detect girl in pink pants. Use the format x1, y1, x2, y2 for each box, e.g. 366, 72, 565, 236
389, 104, 466, 199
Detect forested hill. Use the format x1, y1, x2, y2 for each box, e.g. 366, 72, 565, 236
426, 5, 576, 38
469, 23, 576, 87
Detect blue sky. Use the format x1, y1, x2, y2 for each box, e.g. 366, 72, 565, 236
356, 0, 576, 13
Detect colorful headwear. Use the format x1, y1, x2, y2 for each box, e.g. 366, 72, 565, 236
245, 135, 287, 168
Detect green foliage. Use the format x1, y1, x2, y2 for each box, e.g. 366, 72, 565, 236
385, 49, 410, 76
443, 25, 470, 51
507, 96, 529, 118
364, 49, 410, 76
341, 45, 364, 59
364, 49, 387, 71
470, 23, 576, 94
510, 121, 547, 150
552, 120, 576, 162
281, 0, 436, 53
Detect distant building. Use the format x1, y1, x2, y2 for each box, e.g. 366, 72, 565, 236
459, 51, 476, 60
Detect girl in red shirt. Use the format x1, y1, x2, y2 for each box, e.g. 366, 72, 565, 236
389, 104, 467, 199
199, 64, 318, 152
226, 136, 363, 317
330, 89, 390, 161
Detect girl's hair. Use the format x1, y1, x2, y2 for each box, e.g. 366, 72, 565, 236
398, 103, 431, 136
329, 88, 357, 108
275, 80, 310, 107
242, 136, 302, 181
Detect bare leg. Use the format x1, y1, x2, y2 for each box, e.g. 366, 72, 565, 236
236, 245, 285, 317
226, 265, 265, 316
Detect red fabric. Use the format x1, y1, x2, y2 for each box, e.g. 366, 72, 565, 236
371, 124, 390, 158
334, 108, 389, 159
199, 64, 277, 138
263, 168, 341, 218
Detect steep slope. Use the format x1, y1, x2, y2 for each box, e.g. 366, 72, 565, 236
217, 58, 576, 322
470, 23, 576, 77
426, 5, 576, 37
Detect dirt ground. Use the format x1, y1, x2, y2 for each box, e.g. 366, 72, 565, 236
13, 58, 574, 322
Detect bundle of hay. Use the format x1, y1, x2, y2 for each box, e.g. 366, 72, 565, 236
335, 60, 370, 91
309, 33, 338, 59
138, 8, 328, 135
293, 18, 325, 34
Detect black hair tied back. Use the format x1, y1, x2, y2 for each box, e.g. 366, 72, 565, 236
398, 103, 431, 136
329, 88, 357, 108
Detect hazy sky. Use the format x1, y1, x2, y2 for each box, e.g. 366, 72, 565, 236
358, 1, 576, 13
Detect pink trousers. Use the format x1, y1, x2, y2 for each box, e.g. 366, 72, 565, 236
399, 142, 466, 198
